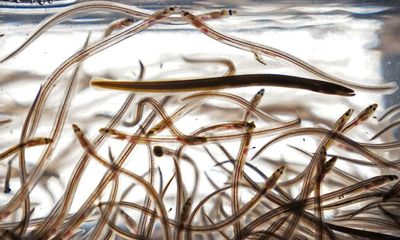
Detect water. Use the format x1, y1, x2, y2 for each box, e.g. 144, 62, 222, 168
0, 1, 399, 239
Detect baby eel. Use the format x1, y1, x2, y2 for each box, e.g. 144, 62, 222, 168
253, 127, 400, 171
120, 97, 207, 144
103, 18, 135, 38
71, 124, 172, 240
102, 118, 298, 145
182, 91, 291, 124
153, 146, 188, 230
314, 156, 337, 240
282, 109, 352, 240
342, 103, 377, 133
238, 175, 398, 239
186, 165, 286, 233
89, 177, 119, 240
32, 81, 138, 237
22, 6, 178, 162
243, 88, 264, 121
231, 123, 255, 239
90, 73, 355, 96
0, 138, 52, 162
153, 146, 200, 218
197, 9, 238, 21
0, 1, 234, 63
179, 10, 398, 93
50, 97, 170, 240
13, 35, 87, 238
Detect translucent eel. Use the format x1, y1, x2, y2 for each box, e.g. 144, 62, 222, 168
215, 143, 293, 202
90, 148, 120, 240
335, 198, 388, 220
148, 89, 277, 137
136, 144, 156, 238
49, 96, 170, 240
251, 128, 400, 171
314, 156, 337, 240
158, 122, 252, 238
17, 83, 58, 236
122, 61, 155, 239
182, 91, 294, 124
282, 109, 352, 240
103, 18, 136, 38
0, 55, 78, 222
184, 166, 286, 233
30, 83, 137, 237
178, 10, 398, 93
143, 99, 203, 135
232, 123, 256, 239
0, 1, 235, 63
237, 175, 398, 239
276, 154, 341, 188
342, 103, 377, 133
90, 73, 355, 96
19, 6, 178, 154
243, 88, 264, 121
152, 145, 188, 236
370, 119, 400, 141
101, 121, 265, 145
323, 192, 382, 213
289, 144, 379, 169
70, 124, 172, 240
89, 175, 119, 240
176, 197, 193, 240
123, 97, 207, 144
186, 171, 338, 238
9, 35, 86, 238
378, 103, 400, 122
19, 8, 176, 238
0, 138, 52, 162
360, 140, 400, 150
153, 146, 200, 218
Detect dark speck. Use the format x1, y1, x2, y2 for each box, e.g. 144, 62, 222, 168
4, 186, 11, 193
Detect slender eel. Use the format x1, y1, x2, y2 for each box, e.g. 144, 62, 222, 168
0, 1, 235, 63
179, 10, 398, 93
282, 109, 352, 240
243, 88, 265, 121
71, 124, 172, 240
91, 73, 355, 96
0, 138, 52, 162
232, 122, 255, 239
